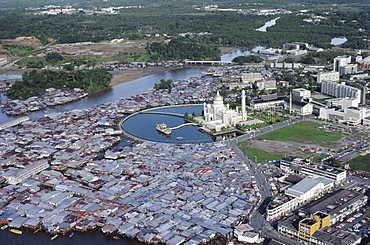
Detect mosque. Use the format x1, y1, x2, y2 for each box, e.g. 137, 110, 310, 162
203, 90, 247, 131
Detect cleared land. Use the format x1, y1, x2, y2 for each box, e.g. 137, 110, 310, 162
238, 121, 352, 163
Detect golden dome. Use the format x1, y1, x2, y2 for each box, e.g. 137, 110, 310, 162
214, 92, 223, 102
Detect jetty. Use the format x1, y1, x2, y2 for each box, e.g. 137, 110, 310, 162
156, 122, 197, 135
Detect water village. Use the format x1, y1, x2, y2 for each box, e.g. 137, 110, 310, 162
0, 76, 264, 244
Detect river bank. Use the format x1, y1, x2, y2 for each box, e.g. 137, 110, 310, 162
109, 67, 177, 86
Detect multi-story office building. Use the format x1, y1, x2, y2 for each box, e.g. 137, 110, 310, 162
279, 158, 347, 184
334, 55, 351, 72
321, 80, 361, 103
317, 71, 340, 83
278, 189, 366, 245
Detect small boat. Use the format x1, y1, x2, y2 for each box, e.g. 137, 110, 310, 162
69, 232, 74, 238
51, 234, 58, 240
34, 228, 40, 233
113, 235, 120, 240
176, 137, 183, 141
10, 229, 22, 235
1, 224, 8, 230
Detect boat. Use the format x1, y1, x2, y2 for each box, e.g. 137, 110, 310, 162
34, 228, 40, 233
113, 235, 120, 240
51, 234, 58, 240
69, 232, 74, 238
1, 224, 8, 230
176, 137, 183, 141
10, 229, 22, 235
156, 123, 171, 135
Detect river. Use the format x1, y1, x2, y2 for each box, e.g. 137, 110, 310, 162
0, 48, 264, 125
255, 17, 280, 32
0, 49, 248, 244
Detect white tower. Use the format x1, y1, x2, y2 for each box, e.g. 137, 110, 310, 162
241, 90, 247, 120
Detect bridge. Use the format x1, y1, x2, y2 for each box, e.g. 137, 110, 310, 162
0, 116, 29, 131
169, 122, 197, 131
185, 61, 234, 66
139, 111, 184, 118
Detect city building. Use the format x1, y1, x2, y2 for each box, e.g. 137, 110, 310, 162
203, 91, 247, 131
4, 161, 49, 184
250, 94, 286, 110
241, 73, 264, 84
286, 49, 307, 56
317, 71, 340, 83
267, 177, 333, 221
284, 88, 313, 115
278, 189, 366, 244
0, 58, 7, 67
254, 79, 277, 91
319, 104, 364, 125
285, 177, 333, 204
334, 55, 351, 72
279, 158, 346, 184
340, 64, 358, 74
321, 80, 361, 103
270, 62, 302, 69
234, 224, 261, 243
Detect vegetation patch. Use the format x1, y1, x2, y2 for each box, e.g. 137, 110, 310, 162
348, 154, 370, 172
6, 69, 112, 99
240, 147, 281, 163
260, 121, 343, 144
2, 44, 34, 55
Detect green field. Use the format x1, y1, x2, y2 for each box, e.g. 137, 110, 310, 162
348, 155, 370, 172
241, 148, 281, 163
260, 121, 343, 144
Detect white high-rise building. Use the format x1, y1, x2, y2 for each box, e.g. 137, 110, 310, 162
321, 80, 361, 103
333, 55, 351, 72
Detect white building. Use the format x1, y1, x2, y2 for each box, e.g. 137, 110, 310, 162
317, 71, 340, 83
270, 62, 302, 69
285, 178, 333, 204
0, 58, 7, 67
267, 177, 334, 221
334, 55, 351, 72
284, 88, 313, 115
321, 80, 361, 104
241, 73, 264, 84
254, 79, 277, 91
340, 64, 358, 74
286, 49, 307, 56
5, 160, 49, 185
203, 91, 247, 131
234, 224, 260, 243
279, 158, 346, 184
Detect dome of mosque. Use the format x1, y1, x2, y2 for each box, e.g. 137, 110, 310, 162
214, 94, 223, 102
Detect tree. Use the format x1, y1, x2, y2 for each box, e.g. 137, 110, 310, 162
45, 52, 63, 64
154, 79, 173, 93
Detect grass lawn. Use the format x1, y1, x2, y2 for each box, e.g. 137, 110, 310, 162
348, 154, 370, 172
260, 121, 343, 144
240, 148, 281, 163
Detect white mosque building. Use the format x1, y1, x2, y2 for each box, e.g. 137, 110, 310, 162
203, 90, 247, 131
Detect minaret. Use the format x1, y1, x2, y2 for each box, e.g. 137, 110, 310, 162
242, 90, 247, 120
289, 91, 293, 114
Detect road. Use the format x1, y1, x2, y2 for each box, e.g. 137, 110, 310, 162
224, 117, 303, 244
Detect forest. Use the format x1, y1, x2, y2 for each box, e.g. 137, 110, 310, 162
0, 0, 369, 66
146, 38, 220, 61
0, 0, 369, 50
6, 69, 112, 99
